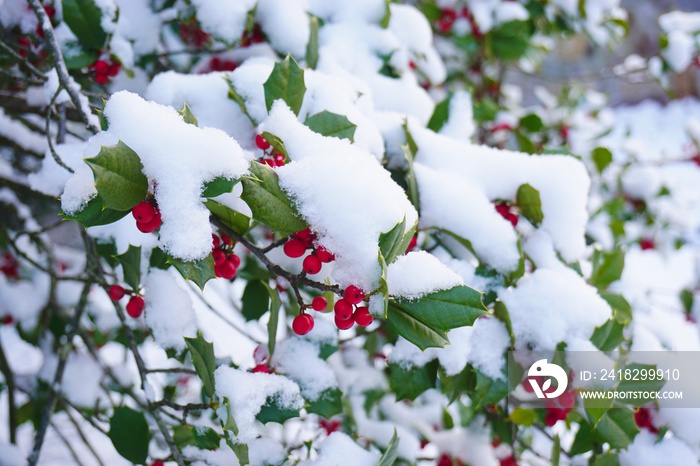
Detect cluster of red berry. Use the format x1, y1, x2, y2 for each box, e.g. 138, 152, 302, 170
212, 233, 240, 280
179, 20, 210, 48
89, 58, 121, 85
283, 228, 335, 275
333, 285, 373, 330
240, 24, 265, 47
437, 454, 464, 466
436, 7, 481, 38
255, 134, 287, 167
108, 285, 145, 318
521, 375, 575, 426
132, 200, 162, 233
495, 202, 519, 227
634, 406, 659, 434
1, 252, 19, 280
206, 57, 237, 72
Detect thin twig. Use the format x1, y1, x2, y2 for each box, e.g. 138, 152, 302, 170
27, 0, 99, 133
46, 87, 75, 173
49, 420, 86, 466
0, 338, 17, 443
0, 38, 46, 80
146, 367, 197, 375
63, 407, 105, 466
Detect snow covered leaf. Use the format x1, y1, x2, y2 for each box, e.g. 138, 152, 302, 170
221, 398, 249, 465
204, 199, 250, 235
261, 131, 289, 158
386, 303, 449, 350
493, 301, 515, 345
377, 430, 399, 466
306, 15, 320, 69
202, 178, 237, 198
379, 218, 417, 265
185, 333, 217, 399
62, 0, 107, 51
516, 183, 544, 227
178, 103, 199, 126
242, 279, 269, 321
616, 363, 666, 406
389, 360, 438, 400
62, 42, 99, 70
62, 196, 128, 227
590, 319, 625, 352
263, 56, 306, 115
116, 245, 141, 291
427, 95, 451, 132
306, 387, 343, 419
593, 408, 639, 449
193, 426, 220, 450
241, 162, 307, 236
84, 141, 148, 211
170, 255, 216, 290
108, 407, 151, 464
591, 250, 625, 288
393, 285, 486, 332
304, 111, 357, 141
592, 147, 613, 173
256, 398, 300, 424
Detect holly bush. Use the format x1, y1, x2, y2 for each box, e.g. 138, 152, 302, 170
1, 0, 699, 465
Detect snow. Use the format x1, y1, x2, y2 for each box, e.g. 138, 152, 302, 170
297, 432, 380, 466
101, 91, 249, 261
386, 251, 464, 300
0, 109, 46, 155
214, 366, 304, 443
499, 268, 611, 350
619, 431, 697, 466
265, 102, 417, 290
192, 0, 256, 44
145, 269, 197, 351
272, 335, 337, 401
438, 90, 476, 142
256, 0, 310, 58
663, 30, 695, 73
28, 143, 87, 197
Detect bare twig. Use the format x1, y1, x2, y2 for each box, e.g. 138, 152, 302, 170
46, 87, 75, 173
146, 367, 197, 375
62, 408, 105, 466
27, 0, 99, 133
49, 420, 86, 466
0, 38, 47, 80
0, 338, 17, 443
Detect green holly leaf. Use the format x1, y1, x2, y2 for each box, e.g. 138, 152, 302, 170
592, 147, 613, 173
173, 425, 196, 449
471, 369, 509, 409
242, 279, 270, 321
508, 407, 536, 426
204, 199, 250, 235
593, 408, 639, 449
256, 398, 300, 424
241, 162, 307, 236
108, 407, 151, 464
178, 102, 198, 126
377, 430, 399, 466
387, 302, 448, 350
516, 183, 544, 227
591, 318, 625, 352
486, 20, 531, 61
264, 281, 282, 358
427, 94, 451, 132
62, 0, 107, 51
304, 111, 357, 141
85, 141, 148, 211
62, 195, 129, 228
519, 113, 544, 132
591, 249, 625, 288
184, 333, 217, 399
307, 388, 343, 419
194, 426, 220, 450
306, 14, 319, 69
170, 255, 216, 290
389, 360, 438, 401
616, 363, 666, 406
116, 245, 141, 291
393, 285, 486, 332
263, 55, 306, 115
201, 177, 236, 198
378, 218, 416, 265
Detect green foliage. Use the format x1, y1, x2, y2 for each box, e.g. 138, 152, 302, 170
592, 147, 613, 173
307, 388, 343, 419
427, 94, 452, 132
591, 249, 625, 288
306, 15, 320, 69
376, 430, 400, 466
201, 177, 237, 198
170, 255, 216, 290
516, 183, 544, 227
304, 111, 357, 141
194, 426, 221, 450
204, 199, 251, 235
263, 56, 306, 115
178, 102, 199, 126
185, 333, 217, 399
108, 407, 151, 464
242, 279, 270, 321
84, 141, 148, 211
116, 245, 141, 291
389, 360, 438, 400
62, 196, 129, 228
62, 0, 108, 50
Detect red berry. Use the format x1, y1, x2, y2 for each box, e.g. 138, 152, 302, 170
94, 60, 109, 75
293, 228, 313, 241
284, 238, 307, 258
634, 407, 658, 433
557, 390, 576, 409
335, 313, 354, 330
311, 296, 327, 311
132, 201, 155, 223
640, 238, 655, 251
212, 249, 226, 265
273, 153, 285, 166
108, 62, 121, 77
319, 418, 341, 435
95, 73, 109, 85
221, 233, 232, 245
252, 364, 272, 374
406, 235, 417, 253
217, 260, 236, 280
262, 158, 275, 167
315, 246, 335, 263
292, 313, 314, 335
495, 203, 518, 227
108, 285, 126, 301
334, 299, 353, 320
152, 462, 165, 466
255, 134, 270, 150
353, 307, 373, 327
136, 211, 161, 233
126, 295, 145, 318
212, 234, 221, 249
302, 254, 322, 275
253, 344, 269, 364
343, 285, 364, 305
230, 254, 241, 268
500, 456, 517, 466
2, 315, 15, 325
44, 5, 55, 18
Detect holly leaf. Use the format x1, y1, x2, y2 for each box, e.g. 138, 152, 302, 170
616, 363, 666, 406
307, 388, 343, 419
590, 318, 625, 352
592, 147, 613, 173
519, 113, 543, 132
263, 55, 306, 115
204, 199, 250, 235
387, 302, 448, 350
178, 102, 198, 126
264, 281, 282, 357
108, 407, 151, 464
193, 426, 220, 450
593, 408, 638, 449
508, 407, 536, 426
304, 111, 357, 141
306, 14, 319, 69
116, 245, 141, 291
591, 249, 625, 288
377, 430, 399, 466
516, 183, 544, 227
242, 279, 270, 321
85, 141, 148, 211
184, 333, 217, 399
62, 0, 107, 50
256, 398, 300, 424
62, 195, 129, 227
389, 360, 438, 401
201, 177, 236, 198
241, 162, 307, 236
427, 94, 451, 132
393, 286, 486, 332
170, 255, 216, 290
